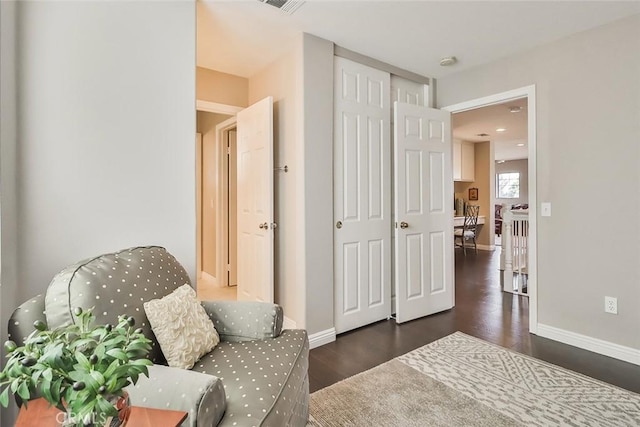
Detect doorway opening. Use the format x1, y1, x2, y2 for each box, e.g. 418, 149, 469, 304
195, 103, 241, 301
444, 85, 537, 334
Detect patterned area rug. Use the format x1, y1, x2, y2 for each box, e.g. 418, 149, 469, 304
309, 332, 640, 426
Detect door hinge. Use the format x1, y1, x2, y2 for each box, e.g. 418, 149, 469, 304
227, 147, 230, 155
227, 264, 231, 271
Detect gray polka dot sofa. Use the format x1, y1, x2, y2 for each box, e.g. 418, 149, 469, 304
8, 246, 310, 426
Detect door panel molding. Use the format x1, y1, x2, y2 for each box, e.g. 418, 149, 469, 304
394, 102, 454, 324
334, 57, 391, 334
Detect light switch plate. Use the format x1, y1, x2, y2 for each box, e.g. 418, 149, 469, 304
541, 202, 551, 217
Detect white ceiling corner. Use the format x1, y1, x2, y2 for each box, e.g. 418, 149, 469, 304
198, 1, 640, 160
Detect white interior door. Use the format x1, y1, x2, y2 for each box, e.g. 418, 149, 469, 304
394, 101, 454, 323
391, 75, 429, 110
334, 57, 391, 334
390, 76, 429, 313
236, 96, 274, 302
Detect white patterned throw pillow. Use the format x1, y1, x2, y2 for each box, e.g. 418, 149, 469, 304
144, 284, 220, 369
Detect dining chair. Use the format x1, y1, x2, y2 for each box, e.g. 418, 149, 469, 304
455, 204, 480, 255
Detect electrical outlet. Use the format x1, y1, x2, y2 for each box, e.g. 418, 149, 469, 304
604, 296, 618, 314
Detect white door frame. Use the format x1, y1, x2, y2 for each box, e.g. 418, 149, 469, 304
196, 100, 242, 287
216, 117, 238, 287
442, 85, 538, 334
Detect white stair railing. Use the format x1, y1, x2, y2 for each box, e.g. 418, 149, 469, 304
500, 207, 529, 295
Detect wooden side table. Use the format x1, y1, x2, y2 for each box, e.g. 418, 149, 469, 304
15, 398, 188, 427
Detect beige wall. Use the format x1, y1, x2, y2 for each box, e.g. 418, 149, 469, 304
454, 142, 492, 247
197, 66, 248, 107
496, 159, 529, 206
249, 39, 304, 327
438, 15, 640, 350
474, 142, 491, 246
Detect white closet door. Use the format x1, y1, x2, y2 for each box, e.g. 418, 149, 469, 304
391, 75, 429, 110
394, 102, 454, 323
390, 76, 429, 313
334, 57, 391, 334
236, 96, 274, 303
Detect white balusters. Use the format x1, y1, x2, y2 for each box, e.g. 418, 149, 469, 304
500, 207, 529, 295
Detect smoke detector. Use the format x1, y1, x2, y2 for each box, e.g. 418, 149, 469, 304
258, 0, 305, 14
439, 56, 457, 67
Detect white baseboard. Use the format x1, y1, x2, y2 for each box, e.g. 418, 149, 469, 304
537, 323, 640, 366
308, 327, 336, 349
283, 316, 297, 330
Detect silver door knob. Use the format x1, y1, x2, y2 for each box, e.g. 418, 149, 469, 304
336, 221, 343, 229
259, 222, 268, 229
400, 221, 409, 229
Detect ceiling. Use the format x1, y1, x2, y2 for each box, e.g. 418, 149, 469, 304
197, 1, 640, 79
198, 1, 639, 162
453, 98, 528, 161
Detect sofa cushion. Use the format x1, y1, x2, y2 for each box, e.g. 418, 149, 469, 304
144, 284, 220, 369
44, 246, 188, 363
8, 294, 47, 345
191, 329, 309, 427
201, 300, 283, 342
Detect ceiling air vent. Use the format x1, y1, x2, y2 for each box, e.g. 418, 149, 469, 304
258, 0, 305, 15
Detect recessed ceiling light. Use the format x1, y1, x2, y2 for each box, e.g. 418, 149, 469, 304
509, 106, 522, 113
497, 160, 506, 163
496, 128, 507, 132
439, 56, 457, 67
516, 143, 525, 147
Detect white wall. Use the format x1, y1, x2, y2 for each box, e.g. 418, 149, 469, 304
0, 1, 19, 424
300, 34, 335, 335
495, 159, 529, 206
249, 39, 304, 327
15, 1, 196, 303
438, 15, 640, 351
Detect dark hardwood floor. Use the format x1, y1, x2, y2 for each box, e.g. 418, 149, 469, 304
309, 249, 640, 394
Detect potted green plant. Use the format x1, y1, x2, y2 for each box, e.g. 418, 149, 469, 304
0, 307, 153, 426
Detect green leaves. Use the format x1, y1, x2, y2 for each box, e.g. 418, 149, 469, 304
0, 387, 9, 407
16, 381, 30, 401
105, 348, 127, 361
0, 306, 153, 423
